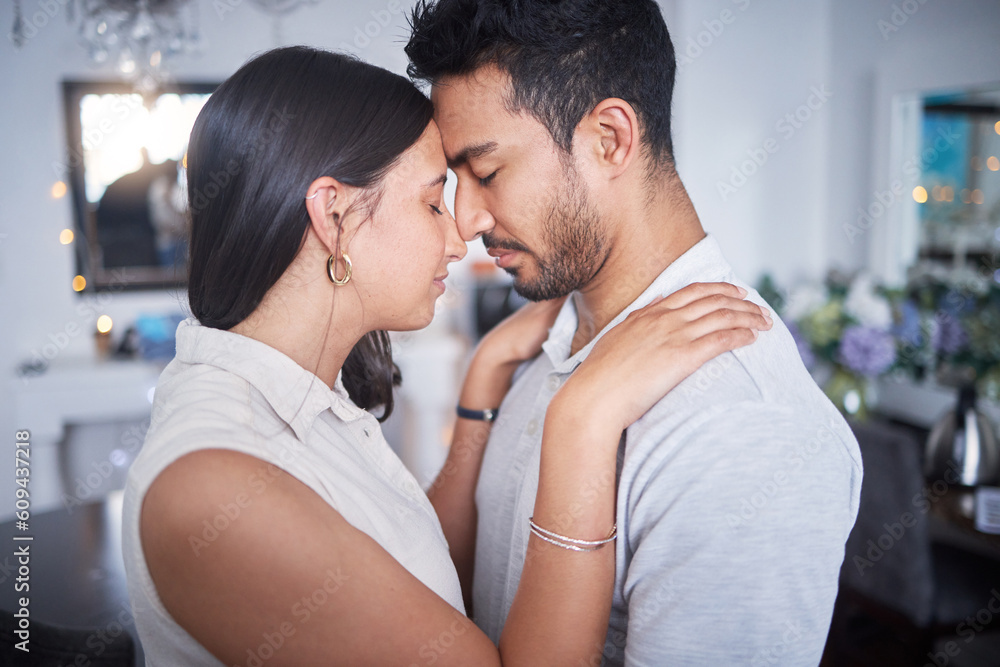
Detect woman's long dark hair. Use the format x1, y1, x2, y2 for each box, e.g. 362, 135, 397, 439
186, 46, 434, 420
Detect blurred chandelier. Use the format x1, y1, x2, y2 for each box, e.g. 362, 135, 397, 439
9, 0, 320, 90
11, 0, 201, 90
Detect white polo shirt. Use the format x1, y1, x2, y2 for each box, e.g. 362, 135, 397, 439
472, 234, 863, 666
122, 318, 465, 666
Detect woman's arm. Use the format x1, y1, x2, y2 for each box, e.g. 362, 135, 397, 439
428, 298, 565, 610
142, 449, 505, 665
142, 438, 619, 666
425, 357, 506, 613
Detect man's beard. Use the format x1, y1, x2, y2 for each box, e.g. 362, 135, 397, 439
484, 163, 607, 302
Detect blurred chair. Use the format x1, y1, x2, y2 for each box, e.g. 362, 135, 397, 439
827, 420, 1000, 665
0, 608, 135, 667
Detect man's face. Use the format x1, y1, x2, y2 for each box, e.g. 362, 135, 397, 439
432, 65, 608, 301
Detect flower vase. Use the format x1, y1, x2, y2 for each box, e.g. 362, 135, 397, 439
824, 368, 873, 420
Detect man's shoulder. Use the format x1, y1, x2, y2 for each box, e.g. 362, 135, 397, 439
626, 393, 858, 475
621, 327, 862, 503
628, 309, 841, 438
618, 394, 862, 564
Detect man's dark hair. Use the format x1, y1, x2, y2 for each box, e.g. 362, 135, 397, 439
406, 0, 677, 173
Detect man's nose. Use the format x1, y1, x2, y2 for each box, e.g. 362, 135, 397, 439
453, 178, 495, 242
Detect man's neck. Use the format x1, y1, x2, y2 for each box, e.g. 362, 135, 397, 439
569, 180, 706, 356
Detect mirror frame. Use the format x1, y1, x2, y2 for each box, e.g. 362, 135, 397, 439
62, 80, 219, 292
867, 39, 1000, 287
883, 82, 1000, 285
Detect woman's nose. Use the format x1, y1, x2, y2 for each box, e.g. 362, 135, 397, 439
443, 207, 467, 263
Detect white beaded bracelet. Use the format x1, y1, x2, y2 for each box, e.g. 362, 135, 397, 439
528, 517, 617, 552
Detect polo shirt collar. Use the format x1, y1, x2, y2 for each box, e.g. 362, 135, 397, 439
541, 234, 730, 372
174, 318, 368, 440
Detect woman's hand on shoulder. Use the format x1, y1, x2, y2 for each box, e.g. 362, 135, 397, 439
553, 282, 772, 435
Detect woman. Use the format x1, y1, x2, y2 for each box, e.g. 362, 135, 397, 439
121, 46, 771, 666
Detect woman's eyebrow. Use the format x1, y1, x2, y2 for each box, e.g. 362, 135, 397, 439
423, 173, 448, 188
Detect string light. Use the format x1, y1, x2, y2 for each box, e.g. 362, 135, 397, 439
96, 315, 113, 334
912, 186, 928, 203
59, 229, 74, 245
72, 275, 87, 292
51, 181, 67, 198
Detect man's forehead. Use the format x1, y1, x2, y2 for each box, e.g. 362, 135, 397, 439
432, 63, 510, 106
433, 79, 502, 128
431, 67, 515, 161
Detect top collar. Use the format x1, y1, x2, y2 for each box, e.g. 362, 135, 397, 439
173, 318, 369, 440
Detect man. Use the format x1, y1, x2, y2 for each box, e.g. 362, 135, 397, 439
406, 1, 862, 664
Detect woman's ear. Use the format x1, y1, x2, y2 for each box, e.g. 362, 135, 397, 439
305, 176, 353, 253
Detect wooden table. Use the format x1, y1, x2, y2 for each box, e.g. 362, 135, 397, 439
878, 417, 1000, 560
929, 487, 1000, 562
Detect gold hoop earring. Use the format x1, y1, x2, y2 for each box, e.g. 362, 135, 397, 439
327, 252, 352, 286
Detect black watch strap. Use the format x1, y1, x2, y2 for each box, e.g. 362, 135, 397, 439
456, 405, 499, 422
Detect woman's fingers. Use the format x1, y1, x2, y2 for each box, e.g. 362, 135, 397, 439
559, 282, 773, 433
654, 292, 770, 326
688, 326, 762, 363
659, 281, 747, 310
649, 283, 770, 328
679, 307, 773, 342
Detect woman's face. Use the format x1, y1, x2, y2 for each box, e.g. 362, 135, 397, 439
346, 120, 466, 331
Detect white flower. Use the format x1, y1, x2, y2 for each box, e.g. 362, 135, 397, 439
784, 282, 829, 322
844, 274, 892, 330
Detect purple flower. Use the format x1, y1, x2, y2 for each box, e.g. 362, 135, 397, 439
931, 312, 968, 354
893, 300, 924, 347
787, 322, 816, 369
838, 326, 897, 377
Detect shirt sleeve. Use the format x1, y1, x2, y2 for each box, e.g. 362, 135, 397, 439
619, 403, 861, 666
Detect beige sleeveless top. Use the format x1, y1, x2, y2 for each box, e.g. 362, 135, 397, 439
122, 318, 465, 665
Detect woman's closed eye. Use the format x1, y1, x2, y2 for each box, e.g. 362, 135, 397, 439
430, 205, 445, 216
478, 170, 497, 187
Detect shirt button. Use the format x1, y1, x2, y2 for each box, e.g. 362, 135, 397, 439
526, 419, 539, 436
363, 427, 371, 438
548, 375, 562, 391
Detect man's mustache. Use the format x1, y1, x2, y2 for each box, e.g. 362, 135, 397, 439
482, 233, 531, 254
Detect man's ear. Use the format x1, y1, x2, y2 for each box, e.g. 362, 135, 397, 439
304, 176, 354, 253
579, 98, 640, 179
